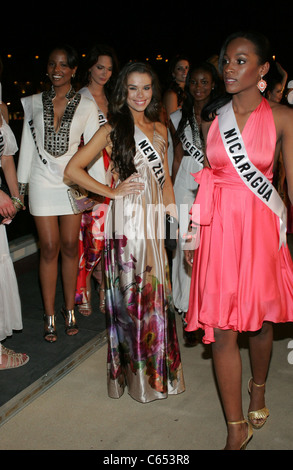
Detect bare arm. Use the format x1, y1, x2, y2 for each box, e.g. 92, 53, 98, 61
64, 124, 144, 199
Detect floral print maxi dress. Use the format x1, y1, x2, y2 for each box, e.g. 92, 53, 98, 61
104, 128, 185, 403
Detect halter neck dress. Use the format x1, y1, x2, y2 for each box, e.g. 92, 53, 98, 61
185, 98, 293, 344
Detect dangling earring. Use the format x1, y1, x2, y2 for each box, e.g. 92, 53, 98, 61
257, 75, 267, 93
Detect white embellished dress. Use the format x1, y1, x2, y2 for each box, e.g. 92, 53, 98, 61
17, 88, 100, 216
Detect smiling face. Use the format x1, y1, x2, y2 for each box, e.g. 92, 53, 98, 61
47, 49, 77, 88
189, 69, 214, 104
173, 60, 189, 85
126, 72, 153, 114
222, 37, 268, 95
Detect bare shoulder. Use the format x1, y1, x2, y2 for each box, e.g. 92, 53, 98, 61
0, 102, 9, 122
269, 101, 293, 131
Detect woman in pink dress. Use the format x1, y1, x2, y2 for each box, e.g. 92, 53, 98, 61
184, 31, 293, 449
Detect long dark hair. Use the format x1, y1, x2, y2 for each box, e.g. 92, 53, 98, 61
202, 31, 271, 122
81, 44, 119, 99
108, 61, 161, 180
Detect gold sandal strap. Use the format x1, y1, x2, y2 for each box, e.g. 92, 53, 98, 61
248, 407, 269, 421
252, 380, 265, 388
249, 376, 266, 388
227, 419, 247, 425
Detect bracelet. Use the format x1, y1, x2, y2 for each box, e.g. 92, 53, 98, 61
18, 182, 28, 196
11, 196, 24, 211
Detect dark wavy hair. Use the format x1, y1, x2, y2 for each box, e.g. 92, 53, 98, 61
80, 44, 119, 99
108, 61, 161, 180
202, 31, 271, 122
176, 61, 220, 142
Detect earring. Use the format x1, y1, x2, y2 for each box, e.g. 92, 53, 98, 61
257, 76, 267, 93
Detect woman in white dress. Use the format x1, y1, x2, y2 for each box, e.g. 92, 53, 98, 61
17, 45, 100, 342
75, 44, 119, 316
170, 62, 219, 344
0, 92, 29, 369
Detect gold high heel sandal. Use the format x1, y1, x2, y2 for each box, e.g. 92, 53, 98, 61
99, 287, 106, 314
227, 419, 253, 450
78, 290, 92, 316
247, 377, 269, 429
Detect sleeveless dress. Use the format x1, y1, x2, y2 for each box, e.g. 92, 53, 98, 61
104, 127, 185, 403
185, 98, 293, 344
170, 109, 203, 313
0, 114, 22, 341
75, 87, 112, 305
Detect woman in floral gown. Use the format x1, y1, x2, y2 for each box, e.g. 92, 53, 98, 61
65, 61, 185, 403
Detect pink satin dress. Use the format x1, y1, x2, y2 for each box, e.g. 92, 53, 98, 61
185, 98, 293, 344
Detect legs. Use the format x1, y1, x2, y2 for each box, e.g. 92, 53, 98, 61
212, 329, 248, 449
212, 322, 272, 449
247, 322, 272, 427
34, 214, 81, 340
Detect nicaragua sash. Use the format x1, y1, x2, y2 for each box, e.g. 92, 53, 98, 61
134, 126, 166, 189
218, 100, 287, 249
170, 112, 204, 165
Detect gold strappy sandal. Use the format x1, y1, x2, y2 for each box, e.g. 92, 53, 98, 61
247, 377, 270, 429
0, 344, 29, 369
227, 419, 253, 450
77, 290, 92, 316
99, 287, 106, 314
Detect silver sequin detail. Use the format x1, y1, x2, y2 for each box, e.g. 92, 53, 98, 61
42, 87, 81, 157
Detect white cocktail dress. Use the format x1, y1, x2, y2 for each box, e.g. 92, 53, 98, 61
17, 87, 100, 216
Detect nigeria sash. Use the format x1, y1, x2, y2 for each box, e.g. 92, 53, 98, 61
218, 100, 287, 249
170, 111, 204, 165
134, 126, 166, 189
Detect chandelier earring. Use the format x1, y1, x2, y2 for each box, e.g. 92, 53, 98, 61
257, 75, 267, 93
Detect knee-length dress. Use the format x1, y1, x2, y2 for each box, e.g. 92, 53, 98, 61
17, 88, 99, 216
104, 127, 185, 403
185, 98, 293, 344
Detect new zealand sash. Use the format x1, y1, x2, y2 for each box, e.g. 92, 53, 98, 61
218, 100, 287, 249
134, 126, 166, 189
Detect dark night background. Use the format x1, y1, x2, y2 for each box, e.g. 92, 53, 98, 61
2, 2, 293, 103
1, 2, 293, 241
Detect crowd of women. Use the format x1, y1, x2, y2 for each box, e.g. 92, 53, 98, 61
0, 30, 293, 450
